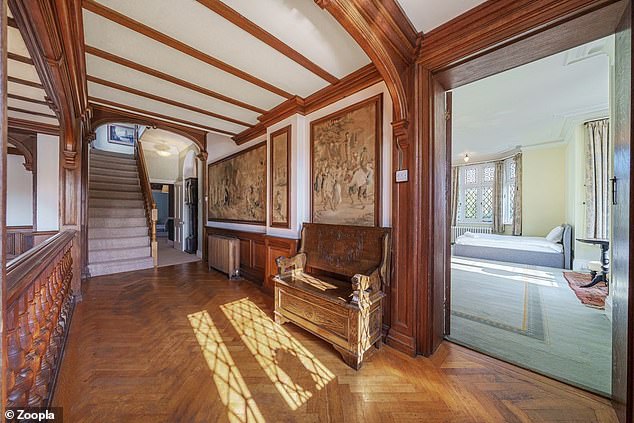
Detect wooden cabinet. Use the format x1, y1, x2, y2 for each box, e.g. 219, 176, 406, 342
204, 227, 298, 291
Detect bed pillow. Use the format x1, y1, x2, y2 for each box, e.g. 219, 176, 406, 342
546, 225, 564, 243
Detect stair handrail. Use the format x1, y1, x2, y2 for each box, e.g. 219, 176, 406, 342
135, 139, 158, 267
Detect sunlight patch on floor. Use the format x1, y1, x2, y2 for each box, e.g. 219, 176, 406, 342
221, 298, 334, 410
188, 310, 264, 423
452, 257, 558, 287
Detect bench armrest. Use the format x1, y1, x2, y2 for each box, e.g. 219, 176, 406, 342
351, 268, 381, 307
276, 253, 307, 277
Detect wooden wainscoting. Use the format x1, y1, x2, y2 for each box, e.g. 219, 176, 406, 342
6, 225, 35, 259
204, 226, 298, 293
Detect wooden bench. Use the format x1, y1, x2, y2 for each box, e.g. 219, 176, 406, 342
274, 223, 391, 370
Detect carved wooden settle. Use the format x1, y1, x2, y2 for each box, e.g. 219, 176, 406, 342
274, 223, 391, 369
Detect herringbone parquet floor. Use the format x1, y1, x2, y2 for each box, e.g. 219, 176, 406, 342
53, 262, 617, 422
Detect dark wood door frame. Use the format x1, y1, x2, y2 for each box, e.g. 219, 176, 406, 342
0, 0, 7, 412
428, 1, 632, 420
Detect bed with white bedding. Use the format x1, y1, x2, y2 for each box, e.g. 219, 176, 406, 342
452, 224, 572, 269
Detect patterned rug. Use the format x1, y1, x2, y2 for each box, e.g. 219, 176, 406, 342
563, 272, 608, 309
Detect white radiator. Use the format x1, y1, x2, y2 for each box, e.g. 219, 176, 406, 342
451, 226, 492, 243
208, 235, 240, 279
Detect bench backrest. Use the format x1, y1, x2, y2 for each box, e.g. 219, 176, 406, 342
299, 223, 391, 281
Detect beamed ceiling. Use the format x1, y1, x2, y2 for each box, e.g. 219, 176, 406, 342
5, 0, 503, 141
6, 7, 60, 131
81, 0, 371, 138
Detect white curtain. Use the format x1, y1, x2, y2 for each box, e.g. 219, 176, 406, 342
492, 161, 504, 233
512, 153, 522, 236
584, 119, 610, 239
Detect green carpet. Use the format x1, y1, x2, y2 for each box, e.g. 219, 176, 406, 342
448, 256, 611, 396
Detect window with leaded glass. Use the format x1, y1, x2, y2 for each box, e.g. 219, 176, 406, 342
457, 163, 495, 224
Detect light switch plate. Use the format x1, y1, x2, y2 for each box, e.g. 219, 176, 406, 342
395, 169, 408, 183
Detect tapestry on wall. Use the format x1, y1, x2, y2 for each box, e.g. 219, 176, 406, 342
207, 142, 266, 224
310, 94, 382, 226
270, 126, 291, 228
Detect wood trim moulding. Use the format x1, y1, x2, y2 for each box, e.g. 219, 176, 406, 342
90, 103, 207, 151
88, 97, 237, 137
82, 0, 293, 99
86, 75, 253, 128
8, 117, 59, 135
232, 63, 382, 144
7, 93, 49, 107
8, 106, 56, 119
8, 15, 16, 28
7, 76, 42, 89
196, 0, 338, 84
418, 0, 622, 72
8, 52, 33, 65
85, 45, 266, 115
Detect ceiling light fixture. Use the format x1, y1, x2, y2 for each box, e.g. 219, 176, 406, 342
463, 153, 470, 163
155, 143, 172, 157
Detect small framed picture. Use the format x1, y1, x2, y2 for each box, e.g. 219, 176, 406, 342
108, 124, 136, 146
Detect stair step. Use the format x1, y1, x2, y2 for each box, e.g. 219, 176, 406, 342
89, 182, 141, 193
89, 174, 140, 185
90, 198, 144, 209
89, 236, 150, 250
91, 160, 138, 171
88, 256, 154, 277
89, 217, 147, 228
90, 190, 143, 200
90, 167, 138, 179
89, 207, 146, 218
89, 245, 151, 263
89, 226, 149, 238
91, 149, 134, 159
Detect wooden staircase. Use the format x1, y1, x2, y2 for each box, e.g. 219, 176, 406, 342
88, 149, 154, 276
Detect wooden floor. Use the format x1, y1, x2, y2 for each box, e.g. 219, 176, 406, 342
53, 262, 617, 422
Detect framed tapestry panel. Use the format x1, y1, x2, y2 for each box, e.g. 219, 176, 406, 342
270, 126, 291, 228
310, 94, 382, 226
207, 142, 267, 225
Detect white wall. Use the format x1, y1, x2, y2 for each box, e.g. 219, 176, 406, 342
92, 124, 135, 155
36, 133, 59, 231
7, 154, 33, 226
206, 81, 393, 238
145, 150, 180, 183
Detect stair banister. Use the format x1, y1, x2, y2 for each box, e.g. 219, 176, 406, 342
135, 139, 158, 267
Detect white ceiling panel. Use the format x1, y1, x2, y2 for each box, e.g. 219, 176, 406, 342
8, 110, 58, 126
203, 0, 369, 79
453, 37, 611, 163
7, 27, 29, 57
8, 81, 47, 101
86, 54, 259, 124
142, 128, 194, 153
88, 82, 247, 134
8, 98, 54, 116
397, 0, 487, 33
83, 9, 284, 110
94, 0, 330, 95
8, 60, 40, 83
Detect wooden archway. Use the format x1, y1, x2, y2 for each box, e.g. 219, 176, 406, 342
90, 104, 206, 153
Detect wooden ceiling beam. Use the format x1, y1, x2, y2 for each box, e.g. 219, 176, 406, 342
8, 52, 33, 65
85, 45, 265, 115
8, 117, 59, 135
83, 0, 293, 99
197, 0, 338, 84
7, 76, 42, 89
89, 97, 237, 137
8, 106, 56, 119
8, 93, 50, 106
87, 75, 253, 128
